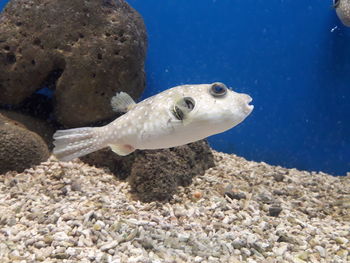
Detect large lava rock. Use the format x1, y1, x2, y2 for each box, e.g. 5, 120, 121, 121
129, 140, 215, 202
81, 147, 137, 180
82, 140, 215, 202
0, 113, 50, 174
0, 0, 147, 127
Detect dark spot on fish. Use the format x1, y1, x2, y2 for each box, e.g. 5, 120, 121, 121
184, 97, 195, 110
172, 97, 195, 121
173, 105, 184, 120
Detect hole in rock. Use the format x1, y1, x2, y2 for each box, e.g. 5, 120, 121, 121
6, 53, 16, 64
11, 67, 65, 120
33, 38, 41, 46
40, 68, 64, 91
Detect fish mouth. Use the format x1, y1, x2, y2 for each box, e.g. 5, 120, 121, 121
244, 95, 254, 114
247, 104, 254, 111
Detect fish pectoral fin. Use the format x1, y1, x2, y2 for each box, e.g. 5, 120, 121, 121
110, 92, 136, 113
181, 118, 193, 126
109, 143, 135, 156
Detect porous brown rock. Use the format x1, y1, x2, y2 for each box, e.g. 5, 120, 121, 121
0, 114, 50, 174
0, 110, 55, 147
0, 0, 147, 127
80, 147, 137, 180
128, 140, 215, 202
128, 149, 183, 202
81, 139, 215, 188
169, 140, 215, 186
82, 140, 215, 202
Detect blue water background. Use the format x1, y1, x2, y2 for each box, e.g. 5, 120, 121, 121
0, 1, 6, 10
1, 0, 349, 175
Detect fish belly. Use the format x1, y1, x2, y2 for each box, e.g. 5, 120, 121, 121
136, 124, 215, 150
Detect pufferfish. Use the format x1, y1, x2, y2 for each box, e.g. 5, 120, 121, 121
53, 82, 254, 161
334, 0, 350, 26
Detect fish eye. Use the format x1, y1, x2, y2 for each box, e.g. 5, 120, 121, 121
333, 0, 340, 8
209, 83, 227, 97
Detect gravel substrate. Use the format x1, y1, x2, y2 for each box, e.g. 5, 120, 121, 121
0, 151, 349, 263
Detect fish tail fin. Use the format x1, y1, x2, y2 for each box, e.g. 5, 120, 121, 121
53, 127, 105, 162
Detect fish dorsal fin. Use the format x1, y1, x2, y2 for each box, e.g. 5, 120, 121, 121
110, 92, 136, 113
109, 143, 135, 156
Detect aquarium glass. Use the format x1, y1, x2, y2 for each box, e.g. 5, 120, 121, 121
1, 0, 349, 175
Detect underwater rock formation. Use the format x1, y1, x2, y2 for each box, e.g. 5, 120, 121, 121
0, 110, 55, 147
129, 149, 181, 202
128, 140, 215, 202
0, 114, 50, 174
0, 0, 147, 127
82, 140, 214, 202
80, 140, 214, 186
169, 140, 215, 186
81, 148, 137, 180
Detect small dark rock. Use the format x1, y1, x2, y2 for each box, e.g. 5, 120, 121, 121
269, 206, 283, 217
60, 186, 68, 196
9, 178, 18, 187
138, 237, 154, 249
223, 184, 246, 200
71, 180, 82, 192
277, 233, 298, 244
51, 253, 70, 260
224, 191, 246, 200
257, 192, 274, 204
273, 173, 285, 182
232, 239, 247, 249
273, 189, 286, 196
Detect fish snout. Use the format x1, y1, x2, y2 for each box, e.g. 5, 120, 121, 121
238, 93, 254, 115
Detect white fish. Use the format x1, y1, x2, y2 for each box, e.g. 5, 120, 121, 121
334, 0, 350, 27
53, 82, 254, 161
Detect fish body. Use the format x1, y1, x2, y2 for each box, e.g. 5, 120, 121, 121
53, 82, 254, 161
334, 0, 350, 26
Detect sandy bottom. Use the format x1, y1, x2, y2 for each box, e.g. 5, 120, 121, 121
0, 150, 349, 263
